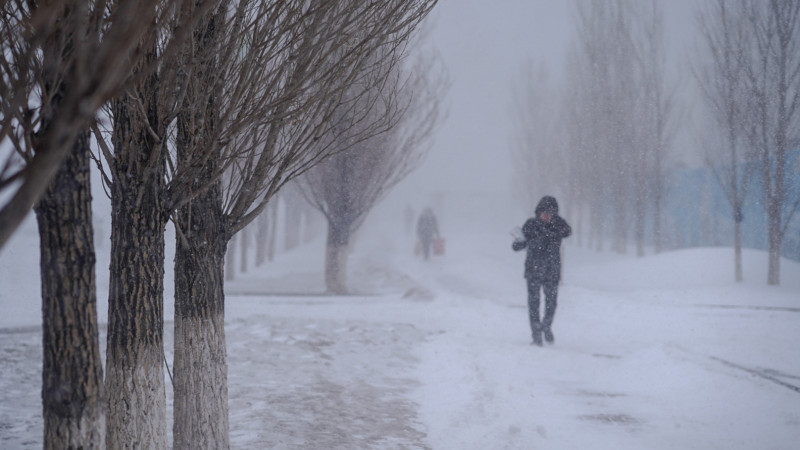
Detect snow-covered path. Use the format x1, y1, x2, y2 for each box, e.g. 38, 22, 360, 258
222, 228, 800, 449
395, 233, 800, 449
1, 224, 799, 449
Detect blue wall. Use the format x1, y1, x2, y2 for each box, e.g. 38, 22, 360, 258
664, 149, 800, 261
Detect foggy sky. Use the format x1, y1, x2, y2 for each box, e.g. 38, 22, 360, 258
394, 0, 699, 204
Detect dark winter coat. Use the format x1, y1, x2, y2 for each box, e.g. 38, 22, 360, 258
512, 196, 572, 283
417, 209, 439, 243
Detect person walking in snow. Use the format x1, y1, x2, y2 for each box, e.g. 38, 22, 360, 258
512, 196, 572, 346
416, 207, 440, 260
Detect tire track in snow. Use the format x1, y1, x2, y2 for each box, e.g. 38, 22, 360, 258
670, 344, 800, 395
708, 356, 800, 394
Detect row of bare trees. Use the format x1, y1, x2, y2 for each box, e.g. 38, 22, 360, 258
512, 0, 675, 257
695, 0, 800, 285
1, 0, 438, 448
512, 0, 799, 285
0, 0, 194, 247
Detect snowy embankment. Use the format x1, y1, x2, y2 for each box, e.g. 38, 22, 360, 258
1, 216, 799, 449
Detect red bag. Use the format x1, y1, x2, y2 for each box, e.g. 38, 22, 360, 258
433, 237, 445, 255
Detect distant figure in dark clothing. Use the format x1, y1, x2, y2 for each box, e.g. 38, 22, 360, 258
512, 196, 572, 346
416, 208, 439, 260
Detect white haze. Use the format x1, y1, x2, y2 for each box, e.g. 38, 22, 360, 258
391, 0, 700, 218
2, 1, 799, 449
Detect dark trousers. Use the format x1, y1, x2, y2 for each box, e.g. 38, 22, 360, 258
526, 279, 558, 335
420, 237, 432, 259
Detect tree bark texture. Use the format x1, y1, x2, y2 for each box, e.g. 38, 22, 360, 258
173, 180, 230, 449
105, 184, 167, 449
172, 6, 231, 437
35, 130, 105, 449
105, 92, 168, 448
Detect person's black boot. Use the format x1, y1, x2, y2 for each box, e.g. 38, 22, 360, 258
531, 325, 543, 346
543, 327, 554, 344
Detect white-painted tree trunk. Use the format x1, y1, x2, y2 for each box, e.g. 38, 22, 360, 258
173, 315, 229, 449
105, 352, 166, 449
325, 241, 349, 294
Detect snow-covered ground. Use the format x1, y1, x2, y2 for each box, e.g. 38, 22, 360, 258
1, 213, 799, 449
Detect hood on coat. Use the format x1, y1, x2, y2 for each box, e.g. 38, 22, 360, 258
535, 196, 559, 216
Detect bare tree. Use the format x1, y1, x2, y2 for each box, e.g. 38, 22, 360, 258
510, 62, 567, 215
282, 183, 306, 252
165, 1, 439, 447
631, 0, 676, 257
607, 2, 640, 254
34, 130, 104, 449
254, 199, 277, 266
695, 0, 753, 281
561, 0, 675, 255
86, 2, 218, 447
104, 42, 172, 450
0, 0, 186, 249
739, 0, 800, 285
561, 47, 596, 248
299, 46, 447, 293
1, 1, 203, 448
93, 2, 310, 446
570, 0, 639, 252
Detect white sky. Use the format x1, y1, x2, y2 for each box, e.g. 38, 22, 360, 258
399, 0, 572, 197
394, 0, 700, 203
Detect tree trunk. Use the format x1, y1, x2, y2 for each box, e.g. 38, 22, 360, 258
105, 87, 168, 448
733, 204, 743, 282
767, 198, 781, 285
172, 6, 231, 436
634, 184, 646, 257
239, 226, 249, 273
325, 223, 350, 294
612, 190, 627, 254
653, 184, 663, 254
303, 205, 322, 244
105, 183, 167, 449
173, 181, 230, 449
225, 233, 236, 281
267, 200, 278, 261
590, 186, 604, 252
255, 210, 268, 267
35, 130, 105, 449
284, 203, 302, 251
